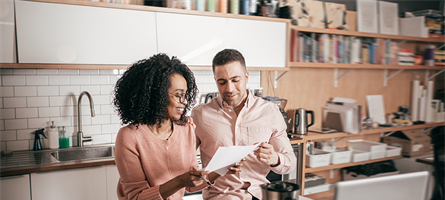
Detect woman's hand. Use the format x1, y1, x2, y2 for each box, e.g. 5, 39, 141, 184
227, 158, 245, 174
177, 169, 204, 187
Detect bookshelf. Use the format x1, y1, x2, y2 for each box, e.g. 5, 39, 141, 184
289, 62, 445, 70
305, 155, 403, 173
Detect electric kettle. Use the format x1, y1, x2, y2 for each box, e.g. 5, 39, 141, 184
291, 108, 314, 135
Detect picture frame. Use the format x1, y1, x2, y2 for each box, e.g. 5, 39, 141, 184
356, 0, 378, 33
378, 1, 399, 35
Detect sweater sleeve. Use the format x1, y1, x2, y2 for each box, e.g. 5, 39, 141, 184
115, 127, 163, 200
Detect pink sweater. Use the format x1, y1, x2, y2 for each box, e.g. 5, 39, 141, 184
115, 123, 206, 200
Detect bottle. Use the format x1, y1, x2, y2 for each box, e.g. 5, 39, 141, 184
47, 121, 59, 149
59, 126, 69, 149
33, 128, 46, 151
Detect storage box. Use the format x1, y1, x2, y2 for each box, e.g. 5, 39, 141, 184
382, 129, 432, 157
306, 149, 331, 168
348, 140, 387, 152
370, 150, 386, 159
385, 146, 402, 157
351, 150, 370, 162
331, 148, 352, 164
305, 173, 326, 187
342, 170, 400, 181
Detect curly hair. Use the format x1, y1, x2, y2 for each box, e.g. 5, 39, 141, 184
212, 49, 246, 72
113, 53, 198, 127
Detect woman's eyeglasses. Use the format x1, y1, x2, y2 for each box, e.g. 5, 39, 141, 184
170, 93, 187, 104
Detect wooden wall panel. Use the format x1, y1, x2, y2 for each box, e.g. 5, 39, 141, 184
261, 68, 429, 129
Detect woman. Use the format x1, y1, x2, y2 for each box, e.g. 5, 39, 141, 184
113, 54, 241, 200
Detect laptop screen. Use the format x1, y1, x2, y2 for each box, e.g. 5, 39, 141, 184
335, 171, 429, 200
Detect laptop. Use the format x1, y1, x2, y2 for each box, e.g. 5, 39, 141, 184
335, 171, 429, 200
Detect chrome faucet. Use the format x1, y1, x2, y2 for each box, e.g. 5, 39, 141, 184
77, 91, 95, 147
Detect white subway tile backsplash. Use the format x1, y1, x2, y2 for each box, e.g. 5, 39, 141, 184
0, 76, 2, 86
192, 70, 203, 75
80, 69, 99, 75
49, 75, 70, 85
5, 119, 28, 130
13, 69, 36, 75
202, 70, 213, 75
100, 69, 119, 75
0, 69, 12, 75
0, 130, 17, 141
39, 107, 60, 117
49, 116, 73, 127
28, 118, 50, 129
26, 76, 49, 86
195, 75, 212, 84
60, 86, 81, 96
60, 106, 76, 117
27, 97, 50, 107
118, 69, 126, 74
3, 75, 25, 86
70, 75, 90, 85
100, 85, 113, 95
59, 69, 79, 74
0, 109, 15, 119
248, 71, 261, 75
0, 120, 4, 130
102, 124, 119, 134
15, 86, 37, 97
49, 96, 73, 107
90, 95, 112, 105
80, 115, 92, 126
4, 97, 27, 108
111, 133, 117, 143
91, 75, 109, 85
0, 98, 2, 109
111, 115, 120, 124
82, 125, 102, 136
6, 140, 29, 151
16, 108, 38, 118
202, 84, 218, 93
80, 105, 96, 116
80, 85, 100, 95
100, 105, 115, 115
17, 129, 35, 140
91, 115, 110, 125
249, 74, 261, 83
92, 134, 112, 144
37, 86, 59, 96
37, 69, 58, 75
109, 75, 120, 84
0, 87, 14, 97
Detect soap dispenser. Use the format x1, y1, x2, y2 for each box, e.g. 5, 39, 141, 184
47, 121, 59, 149
33, 128, 46, 151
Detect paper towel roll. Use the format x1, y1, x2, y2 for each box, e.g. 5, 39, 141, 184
419, 89, 427, 121
425, 81, 434, 122
411, 80, 420, 121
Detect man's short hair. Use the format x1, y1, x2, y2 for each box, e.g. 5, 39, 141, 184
212, 49, 246, 72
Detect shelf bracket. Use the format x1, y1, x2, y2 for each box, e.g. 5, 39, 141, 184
422, 126, 436, 134
334, 68, 353, 87
276, 71, 288, 81
427, 69, 445, 80
384, 69, 404, 86
384, 131, 397, 137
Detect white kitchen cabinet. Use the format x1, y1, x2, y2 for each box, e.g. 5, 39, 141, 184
0, 0, 17, 63
31, 166, 107, 200
106, 165, 120, 200
156, 12, 228, 66
0, 174, 31, 200
227, 18, 287, 68
15, 0, 157, 64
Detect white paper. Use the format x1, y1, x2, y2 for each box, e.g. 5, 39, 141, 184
366, 95, 386, 124
204, 143, 261, 176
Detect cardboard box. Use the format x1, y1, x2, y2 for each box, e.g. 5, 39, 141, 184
382, 129, 432, 157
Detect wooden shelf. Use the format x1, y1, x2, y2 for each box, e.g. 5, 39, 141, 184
289, 122, 445, 144
289, 62, 445, 70
305, 155, 403, 173
291, 26, 445, 43
0, 63, 290, 71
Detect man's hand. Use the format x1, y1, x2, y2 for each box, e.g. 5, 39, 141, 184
227, 158, 246, 174
253, 142, 280, 166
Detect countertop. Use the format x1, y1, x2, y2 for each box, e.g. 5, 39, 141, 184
1, 145, 116, 177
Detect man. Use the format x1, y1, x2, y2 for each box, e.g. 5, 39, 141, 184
191, 49, 296, 199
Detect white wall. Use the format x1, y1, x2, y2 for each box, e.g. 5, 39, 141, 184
0, 69, 261, 151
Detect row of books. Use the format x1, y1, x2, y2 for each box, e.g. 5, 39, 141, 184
290, 30, 405, 65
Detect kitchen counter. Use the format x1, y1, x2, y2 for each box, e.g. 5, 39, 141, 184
1, 145, 116, 177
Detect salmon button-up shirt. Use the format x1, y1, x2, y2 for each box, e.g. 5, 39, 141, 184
191, 91, 297, 200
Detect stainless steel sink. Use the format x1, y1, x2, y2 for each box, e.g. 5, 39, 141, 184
51, 146, 114, 162
1, 145, 114, 169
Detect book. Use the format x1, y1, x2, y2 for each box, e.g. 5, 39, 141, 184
230, 0, 239, 14
290, 30, 297, 62
219, 0, 228, 13
325, 2, 348, 30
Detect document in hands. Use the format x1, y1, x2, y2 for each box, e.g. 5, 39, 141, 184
204, 143, 261, 176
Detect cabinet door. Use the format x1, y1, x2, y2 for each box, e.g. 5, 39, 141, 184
15, 0, 157, 64
156, 12, 227, 66
0, 0, 16, 63
106, 165, 120, 200
227, 18, 287, 68
31, 166, 107, 200
0, 174, 31, 200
